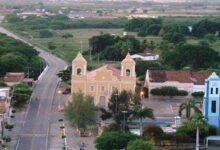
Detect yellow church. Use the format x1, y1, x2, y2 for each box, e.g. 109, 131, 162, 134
71, 52, 136, 107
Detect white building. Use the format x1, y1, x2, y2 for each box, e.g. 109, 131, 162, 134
131, 53, 159, 61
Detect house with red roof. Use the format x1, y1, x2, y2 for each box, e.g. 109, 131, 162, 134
71, 52, 136, 107
145, 70, 211, 99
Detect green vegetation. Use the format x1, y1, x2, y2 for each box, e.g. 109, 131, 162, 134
57, 66, 71, 85
65, 91, 96, 130
100, 90, 141, 124
0, 33, 42, 79
176, 121, 217, 140
89, 34, 142, 61
178, 98, 202, 120
95, 131, 144, 150
132, 106, 155, 136
150, 86, 188, 97
127, 139, 152, 150
4, 14, 127, 30
0, 81, 7, 87
191, 91, 204, 98
161, 43, 220, 70
11, 83, 32, 105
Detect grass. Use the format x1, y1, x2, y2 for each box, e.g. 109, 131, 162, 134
14, 28, 127, 63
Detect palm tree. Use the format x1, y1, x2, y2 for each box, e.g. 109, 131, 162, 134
192, 113, 206, 150
132, 106, 154, 136
178, 98, 202, 120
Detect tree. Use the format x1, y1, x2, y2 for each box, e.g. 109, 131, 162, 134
39, 29, 54, 38
146, 24, 161, 36
57, 66, 72, 84
178, 98, 202, 120
4, 14, 22, 23
193, 113, 206, 150
11, 84, 32, 105
163, 32, 186, 44
192, 19, 220, 37
89, 34, 116, 55
127, 139, 152, 150
0, 33, 41, 79
95, 131, 142, 150
65, 91, 96, 130
107, 90, 141, 123
161, 44, 220, 69
132, 106, 154, 136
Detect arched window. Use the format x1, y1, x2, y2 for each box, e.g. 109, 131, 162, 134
76, 68, 82, 76
126, 69, 131, 76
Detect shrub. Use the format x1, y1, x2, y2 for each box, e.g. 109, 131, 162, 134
127, 139, 152, 150
150, 86, 188, 97
3, 136, 11, 143
191, 91, 204, 98
39, 29, 54, 38
95, 131, 143, 150
143, 125, 164, 139
104, 123, 121, 132
178, 90, 188, 96
176, 121, 217, 140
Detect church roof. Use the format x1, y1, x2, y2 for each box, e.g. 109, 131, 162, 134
87, 64, 120, 80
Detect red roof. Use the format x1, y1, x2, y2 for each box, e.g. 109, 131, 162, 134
4, 72, 25, 83
87, 64, 120, 80
148, 70, 211, 85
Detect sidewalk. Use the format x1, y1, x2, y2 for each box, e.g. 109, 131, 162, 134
48, 85, 95, 150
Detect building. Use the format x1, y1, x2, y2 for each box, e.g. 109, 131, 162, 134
145, 70, 211, 99
3, 72, 34, 87
0, 87, 11, 135
131, 53, 159, 61
71, 52, 136, 107
203, 72, 220, 131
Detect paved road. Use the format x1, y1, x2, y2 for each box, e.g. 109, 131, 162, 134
0, 27, 67, 150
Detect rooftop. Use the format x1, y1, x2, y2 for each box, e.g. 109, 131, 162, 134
148, 70, 211, 85
4, 72, 25, 83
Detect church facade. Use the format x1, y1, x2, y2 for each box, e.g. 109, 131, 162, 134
71, 52, 136, 107
203, 72, 220, 130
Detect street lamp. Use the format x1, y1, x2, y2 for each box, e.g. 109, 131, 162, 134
121, 110, 128, 132
140, 91, 144, 101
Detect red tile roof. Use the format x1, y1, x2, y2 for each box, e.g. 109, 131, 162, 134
148, 70, 211, 85
4, 72, 25, 83
87, 64, 120, 80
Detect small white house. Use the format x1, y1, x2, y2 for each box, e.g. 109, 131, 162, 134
131, 53, 159, 61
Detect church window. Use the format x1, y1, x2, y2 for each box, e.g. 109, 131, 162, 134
211, 101, 216, 113
77, 68, 82, 76
90, 86, 95, 92
216, 88, 219, 94
126, 69, 131, 76
211, 88, 213, 94
101, 86, 105, 92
